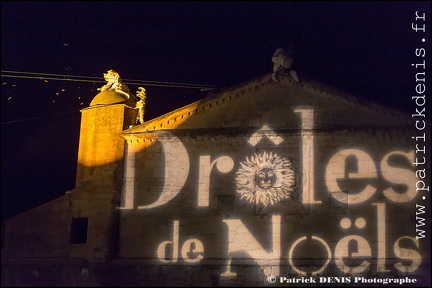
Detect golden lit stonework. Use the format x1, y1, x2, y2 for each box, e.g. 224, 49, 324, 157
235, 151, 295, 207
97, 69, 132, 98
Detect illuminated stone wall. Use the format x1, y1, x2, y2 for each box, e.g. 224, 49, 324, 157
70, 102, 137, 263
114, 75, 430, 285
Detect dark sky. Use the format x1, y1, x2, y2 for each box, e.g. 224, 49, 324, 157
1, 1, 430, 221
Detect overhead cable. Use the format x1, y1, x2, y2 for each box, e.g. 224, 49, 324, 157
1, 70, 225, 90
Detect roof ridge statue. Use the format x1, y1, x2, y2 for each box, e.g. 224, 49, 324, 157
135, 87, 147, 125
97, 69, 132, 98
271, 43, 300, 83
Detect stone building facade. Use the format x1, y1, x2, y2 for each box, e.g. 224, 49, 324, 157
2, 69, 430, 286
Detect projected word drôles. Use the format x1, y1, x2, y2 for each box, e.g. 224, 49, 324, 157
119, 108, 421, 210
120, 144, 419, 209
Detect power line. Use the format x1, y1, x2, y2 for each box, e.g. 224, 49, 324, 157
1, 70, 225, 90
1, 74, 102, 84
1, 109, 80, 125
1, 70, 102, 80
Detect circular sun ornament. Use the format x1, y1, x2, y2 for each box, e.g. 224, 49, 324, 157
236, 151, 295, 207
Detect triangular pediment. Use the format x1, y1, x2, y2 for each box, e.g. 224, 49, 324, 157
124, 73, 412, 135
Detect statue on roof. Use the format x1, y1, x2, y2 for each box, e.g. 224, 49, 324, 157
97, 69, 132, 98
271, 43, 299, 83
135, 87, 147, 124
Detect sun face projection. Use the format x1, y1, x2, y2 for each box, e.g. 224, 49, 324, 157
236, 151, 295, 207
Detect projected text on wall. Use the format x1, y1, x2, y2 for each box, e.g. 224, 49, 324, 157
118, 107, 425, 277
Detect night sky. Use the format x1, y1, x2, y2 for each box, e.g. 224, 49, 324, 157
1, 2, 430, 221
